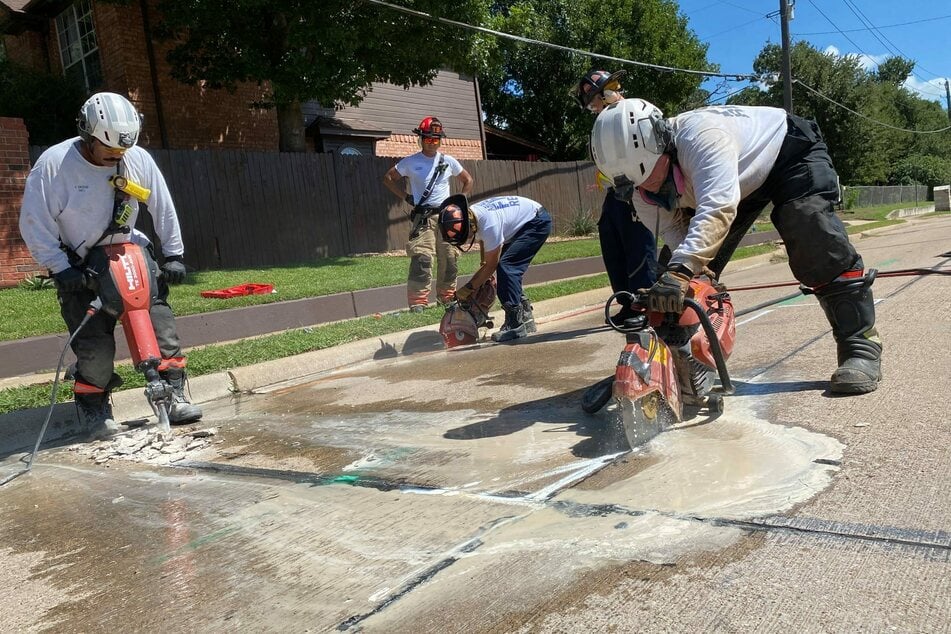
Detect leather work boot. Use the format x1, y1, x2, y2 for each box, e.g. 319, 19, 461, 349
816, 274, 882, 394
492, 303, 529, 342
75, 392, 119, 440
161, 368, 203, 424
520, 296, 537, 334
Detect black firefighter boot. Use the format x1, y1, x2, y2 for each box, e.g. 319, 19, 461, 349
520, 296, 537, 334
161, 368, 203, 424
815, 275, 883, 394
492, 302, 529, 342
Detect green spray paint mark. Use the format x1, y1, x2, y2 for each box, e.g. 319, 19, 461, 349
875, 258, 899, 268
153, 526, 242, 565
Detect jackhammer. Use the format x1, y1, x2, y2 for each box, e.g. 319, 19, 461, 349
1, 241, 175, 486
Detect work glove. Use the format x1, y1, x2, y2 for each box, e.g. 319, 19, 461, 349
455, 282, 475, 303
161, 255, 187, 284
701, 266, 728, 292
53, 266, 86, 293
404, 194, 415, 206
646, 267, 692, 314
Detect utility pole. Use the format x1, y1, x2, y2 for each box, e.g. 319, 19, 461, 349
780, 0, 793, 113
945, 79, 951, 122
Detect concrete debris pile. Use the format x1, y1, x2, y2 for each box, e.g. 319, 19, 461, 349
73, 426, 219, 466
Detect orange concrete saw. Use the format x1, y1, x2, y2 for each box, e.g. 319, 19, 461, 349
582, 275, 736, 449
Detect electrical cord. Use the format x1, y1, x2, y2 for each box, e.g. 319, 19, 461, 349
0, 298, 102, 487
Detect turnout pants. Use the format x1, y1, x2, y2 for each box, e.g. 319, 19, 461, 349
706, 114, 861, 287
497, 209, 553, 307
406, 216, 459, 306
599, 192, 658, 299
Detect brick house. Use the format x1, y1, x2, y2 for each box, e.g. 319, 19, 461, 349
0, 0, 488, 285
0, 0, 487, 157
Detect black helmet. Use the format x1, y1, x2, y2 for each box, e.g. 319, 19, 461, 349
438, 194, 474, 249
413, 116, 446, 139
572, 69, 626, 110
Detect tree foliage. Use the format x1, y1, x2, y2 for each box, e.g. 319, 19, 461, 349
729, 41, 951, 184
0, 59, 86, 145
478, 0, 714, 160
154, 0, 491, 151
889, 154, 951, 186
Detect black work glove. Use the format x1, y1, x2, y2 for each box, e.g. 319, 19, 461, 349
53, 266, 86, 293
404, 194, 415, 206
646, 267, 692, 314
161, 255, 187, 284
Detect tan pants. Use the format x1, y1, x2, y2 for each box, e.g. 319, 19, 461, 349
406, 218, 458, 306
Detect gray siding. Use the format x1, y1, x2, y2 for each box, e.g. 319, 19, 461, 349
334, 70, 481, 140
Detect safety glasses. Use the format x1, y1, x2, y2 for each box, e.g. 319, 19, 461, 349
94, 139, 128, 156
421, 136, 442, 144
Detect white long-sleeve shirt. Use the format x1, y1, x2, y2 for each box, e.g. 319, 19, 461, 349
19, 137, 184, 274
662, 105, 788, 273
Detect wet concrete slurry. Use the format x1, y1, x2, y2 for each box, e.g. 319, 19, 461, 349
0, 325, 844, 632
1, 218, 949, 631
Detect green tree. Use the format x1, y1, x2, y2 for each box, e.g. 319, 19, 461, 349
889, 154, 951, 185
479, 0, 714, 160
154, 0, 490, 151
729, 42, 951, 184
0, 60, 86, 145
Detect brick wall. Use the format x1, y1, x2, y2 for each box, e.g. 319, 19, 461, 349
0, 118, 43, 288
375, 134, 484, 160
95, 1, 280, 150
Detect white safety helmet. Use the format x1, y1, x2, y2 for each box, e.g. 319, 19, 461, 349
77, 92, 142, 149
589, 98, 670, 188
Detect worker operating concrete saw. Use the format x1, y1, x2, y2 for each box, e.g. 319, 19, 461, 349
439, 242, 497, 348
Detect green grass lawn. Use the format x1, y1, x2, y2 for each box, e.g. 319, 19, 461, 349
0, 238, 606, 341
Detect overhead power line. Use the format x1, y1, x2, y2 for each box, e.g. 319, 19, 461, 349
795, 13, 951, 36
794, 80, 951, 133
364, 0, 948, 134
805, 0, 945, 98
361, 0, 759, 81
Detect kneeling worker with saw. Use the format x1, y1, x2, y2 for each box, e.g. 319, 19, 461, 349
437, 195, 552, 342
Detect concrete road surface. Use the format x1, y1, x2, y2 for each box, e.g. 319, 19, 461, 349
1, 216, 949, 632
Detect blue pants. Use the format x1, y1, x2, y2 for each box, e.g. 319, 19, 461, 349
598, 193, 657, 302
497, 209, 552, 306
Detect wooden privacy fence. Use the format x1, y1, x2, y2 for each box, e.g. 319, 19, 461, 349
31, 146, 605, 270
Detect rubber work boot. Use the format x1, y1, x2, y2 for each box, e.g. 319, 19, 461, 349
607, 304, 639, 328
492, 303, 529, 342
161, 368, 203, 424
520, 296, 537, 334
75, 392, 119, 440
816, 274, 882, 394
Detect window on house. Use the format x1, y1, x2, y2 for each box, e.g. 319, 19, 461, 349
55, 0, 103, 92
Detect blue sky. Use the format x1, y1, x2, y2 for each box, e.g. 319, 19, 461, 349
678, 0, 951, 109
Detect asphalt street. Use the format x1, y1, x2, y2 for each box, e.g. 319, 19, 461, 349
0, 216, 948, 632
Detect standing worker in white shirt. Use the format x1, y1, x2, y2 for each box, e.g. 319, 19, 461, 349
437, 194, 552, 342
590, 99, 882, 394
383, 116, 474, 311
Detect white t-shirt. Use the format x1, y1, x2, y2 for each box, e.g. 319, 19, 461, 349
666, 105, 788, 273
395, 151, 464, 206
470, 196, 543, 252
19, 137, 184, 274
